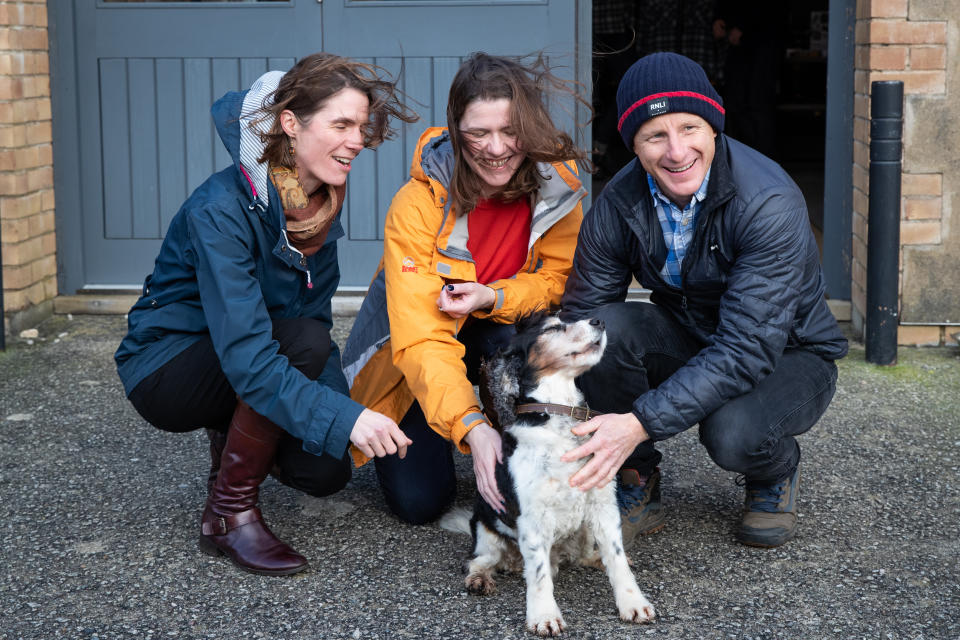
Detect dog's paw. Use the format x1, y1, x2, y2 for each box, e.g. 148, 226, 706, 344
617, 592, 656, 624
465, 572, 496, 596
527, 603, 566, 636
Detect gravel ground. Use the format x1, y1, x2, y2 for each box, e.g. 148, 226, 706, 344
0, 314, 958, 640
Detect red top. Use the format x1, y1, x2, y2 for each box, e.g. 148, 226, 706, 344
467, 197, 532, 285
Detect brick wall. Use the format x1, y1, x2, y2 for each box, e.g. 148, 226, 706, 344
0, 0, 55, 335
853, 0, 953, 346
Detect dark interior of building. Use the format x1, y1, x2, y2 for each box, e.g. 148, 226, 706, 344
592, 0, 829, 242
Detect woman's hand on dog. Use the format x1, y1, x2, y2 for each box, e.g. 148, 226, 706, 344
464, 422, 506, 513
436, 283, 496, 318
350, 409, 413, 459
562, 413, 650, 491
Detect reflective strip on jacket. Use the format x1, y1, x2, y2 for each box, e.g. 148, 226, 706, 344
342, 128, 586, 466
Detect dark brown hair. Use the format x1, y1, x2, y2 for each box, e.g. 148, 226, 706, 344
447, 52, 592, 216
256, 53, 418, 168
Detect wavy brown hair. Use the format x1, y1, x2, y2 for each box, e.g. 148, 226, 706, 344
256, 53, 418, 168
447, 52, 592, 217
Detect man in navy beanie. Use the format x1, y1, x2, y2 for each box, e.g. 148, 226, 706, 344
559, 52, 848, 547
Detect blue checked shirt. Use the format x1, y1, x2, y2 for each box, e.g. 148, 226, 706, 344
648, 169, 711, 288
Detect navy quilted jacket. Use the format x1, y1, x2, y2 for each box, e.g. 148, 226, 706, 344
561, 135, 848, 441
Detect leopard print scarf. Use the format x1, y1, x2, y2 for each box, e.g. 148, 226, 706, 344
268, 164, 344, 257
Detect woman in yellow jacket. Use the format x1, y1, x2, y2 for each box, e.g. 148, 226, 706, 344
343, 53, 590, 523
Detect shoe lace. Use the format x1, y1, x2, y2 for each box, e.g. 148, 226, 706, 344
737, 475, 786, 513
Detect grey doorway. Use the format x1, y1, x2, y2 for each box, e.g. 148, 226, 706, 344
49, 0, 590, 294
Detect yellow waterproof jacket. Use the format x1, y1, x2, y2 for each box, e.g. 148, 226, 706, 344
342, 128, 586, 466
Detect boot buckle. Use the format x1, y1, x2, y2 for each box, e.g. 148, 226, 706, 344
215, 516, 228, 535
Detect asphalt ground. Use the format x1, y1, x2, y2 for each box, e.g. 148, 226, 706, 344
1, 314, 958, 640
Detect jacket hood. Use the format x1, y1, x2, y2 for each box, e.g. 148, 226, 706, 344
211, 70, 285, 209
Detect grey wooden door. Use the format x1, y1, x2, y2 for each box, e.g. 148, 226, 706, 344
51, 0, 589, 293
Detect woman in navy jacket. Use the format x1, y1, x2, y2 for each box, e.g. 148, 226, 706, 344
115, 54, 416, 575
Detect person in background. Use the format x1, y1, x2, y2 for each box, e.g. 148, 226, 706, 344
115, 54, 417, 575
343, 52, 590, 524
560, 52, 847, 548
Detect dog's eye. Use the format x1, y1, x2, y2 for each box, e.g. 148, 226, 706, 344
543, 324, 564, 333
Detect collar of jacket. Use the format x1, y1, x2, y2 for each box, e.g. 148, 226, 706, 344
413, 128, 586, 262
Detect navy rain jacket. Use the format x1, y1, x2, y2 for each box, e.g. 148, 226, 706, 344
115, 71, 364, 458
562, 135, 848, 442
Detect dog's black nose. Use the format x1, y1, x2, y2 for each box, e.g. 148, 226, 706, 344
589, 318, 604, 330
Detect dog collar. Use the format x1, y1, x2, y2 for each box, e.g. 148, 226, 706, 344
514, 403, 604, 421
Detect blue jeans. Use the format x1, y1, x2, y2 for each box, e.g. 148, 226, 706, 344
577, 302, 838, 484
374, 319, 515, 524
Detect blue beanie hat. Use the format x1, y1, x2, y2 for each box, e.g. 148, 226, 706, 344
616, 52, 725, 149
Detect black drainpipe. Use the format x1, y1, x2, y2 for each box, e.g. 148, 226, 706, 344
864, 80, 904, 366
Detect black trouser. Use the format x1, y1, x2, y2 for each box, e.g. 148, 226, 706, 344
373, 319, 516, 524
577, 302, 839, 484
128, 317, 351, 497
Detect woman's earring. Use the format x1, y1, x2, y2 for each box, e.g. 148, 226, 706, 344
289, 143, 296, 158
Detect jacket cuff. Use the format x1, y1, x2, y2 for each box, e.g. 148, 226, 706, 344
451, 409, 488, 454
472, 285, 506, 320
303, 396, 365, 459
632, 403, 666, 443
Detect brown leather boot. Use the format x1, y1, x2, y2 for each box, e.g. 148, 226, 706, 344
198, 401, 308, 575
204, 428, 227, 494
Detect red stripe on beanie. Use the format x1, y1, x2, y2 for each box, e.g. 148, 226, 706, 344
617, 91, 726, 132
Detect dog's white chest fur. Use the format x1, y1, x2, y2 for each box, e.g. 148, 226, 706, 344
506, 420, 609, 540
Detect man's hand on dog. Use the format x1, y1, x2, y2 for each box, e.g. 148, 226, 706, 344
562, 413, 650, 491
351, 409, 412, 459
464, 422, 506, 513
436, 283, 496, 318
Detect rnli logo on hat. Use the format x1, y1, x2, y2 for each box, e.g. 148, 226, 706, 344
647, 98, 669, 117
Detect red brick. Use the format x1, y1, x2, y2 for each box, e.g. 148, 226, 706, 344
901, 173, 941, 197
900, 220, 941, 245
853, 207, 868, 239
3, 262, 33, 289
24, 121, 50, 144
869, 69, 945, 94
902, 197, 941, 220
898, 325, 942, 346
852, 235, 867, 266
910, 46, 945, 70
869, 20, 946, 45
0, 215, 29, 242
0, 191, 42, 219
868, 45, 907, 69
869, 0, 909, 18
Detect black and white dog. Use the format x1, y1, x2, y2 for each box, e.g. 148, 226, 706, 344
455, 313, 655, 636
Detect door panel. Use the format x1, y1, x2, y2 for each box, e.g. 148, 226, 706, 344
54, 0, 585, 292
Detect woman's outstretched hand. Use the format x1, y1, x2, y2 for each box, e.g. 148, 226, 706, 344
350, 409, 412, 459
436, 283, 496, 318
464, 421, 506, 513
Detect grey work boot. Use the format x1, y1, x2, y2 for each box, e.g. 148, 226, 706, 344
736, 465, 800, 548
617, 467, 666, 547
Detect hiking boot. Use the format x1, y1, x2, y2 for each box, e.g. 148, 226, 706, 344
736, 465, 800, 548
617, 467, 665, 546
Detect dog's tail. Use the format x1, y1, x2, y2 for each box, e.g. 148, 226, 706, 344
437, 506, 472, 536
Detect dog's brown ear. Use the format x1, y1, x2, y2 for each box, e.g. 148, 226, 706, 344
479, 351, 521, 432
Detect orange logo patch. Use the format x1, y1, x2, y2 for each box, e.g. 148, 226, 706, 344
401, 257, 418, 273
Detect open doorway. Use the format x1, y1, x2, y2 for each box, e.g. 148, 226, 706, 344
592, 1, 829, 249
